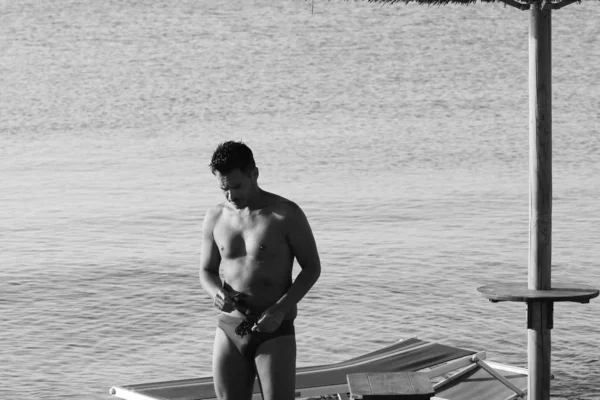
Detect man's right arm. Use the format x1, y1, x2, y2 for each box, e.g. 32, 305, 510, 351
199, 208, 223, 301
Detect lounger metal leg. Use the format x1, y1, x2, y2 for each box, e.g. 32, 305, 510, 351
472, 356, 526, 398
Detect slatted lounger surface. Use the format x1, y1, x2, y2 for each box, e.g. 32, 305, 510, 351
435, 360, 528, 400
109, 337, 528, 400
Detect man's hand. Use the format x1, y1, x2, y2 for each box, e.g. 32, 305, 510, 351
252, 306, 286, 333
213, 289, 236, 313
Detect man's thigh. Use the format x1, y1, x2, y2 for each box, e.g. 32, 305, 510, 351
212, 327, 256, 400
254, 334, 297, 400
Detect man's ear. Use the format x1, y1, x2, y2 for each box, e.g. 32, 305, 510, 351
252, 167, 259, 181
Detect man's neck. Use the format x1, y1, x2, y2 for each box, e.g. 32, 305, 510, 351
239, 188, 265, 212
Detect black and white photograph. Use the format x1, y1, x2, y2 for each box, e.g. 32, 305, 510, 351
1, 1, 599, 399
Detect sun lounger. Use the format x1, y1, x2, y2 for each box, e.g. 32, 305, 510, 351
109, 337, 529, 400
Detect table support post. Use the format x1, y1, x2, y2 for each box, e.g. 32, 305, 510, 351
527, 301, 553, 400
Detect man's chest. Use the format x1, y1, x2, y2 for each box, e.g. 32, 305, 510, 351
213, 214, 288, 259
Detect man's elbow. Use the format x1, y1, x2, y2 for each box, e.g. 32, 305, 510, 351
198, 267, 215, 282
310, 263, 321, 284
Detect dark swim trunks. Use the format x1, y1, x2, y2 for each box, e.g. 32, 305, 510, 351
217, 313, 295, 360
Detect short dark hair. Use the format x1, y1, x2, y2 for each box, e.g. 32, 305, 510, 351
209, 141, 256, 174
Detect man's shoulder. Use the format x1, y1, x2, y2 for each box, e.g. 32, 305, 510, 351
264, 193, 305, 223
204, 203, 226, 224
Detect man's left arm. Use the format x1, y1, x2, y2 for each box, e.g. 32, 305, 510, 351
253, 203, 321, 332
276, 203, 322, 312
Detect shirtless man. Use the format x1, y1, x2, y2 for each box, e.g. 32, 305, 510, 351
199, 141, 321, 400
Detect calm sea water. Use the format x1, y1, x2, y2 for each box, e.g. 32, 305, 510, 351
1, 1, 599, 399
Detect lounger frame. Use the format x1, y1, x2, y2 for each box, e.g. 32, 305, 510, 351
109, 337, 530, 400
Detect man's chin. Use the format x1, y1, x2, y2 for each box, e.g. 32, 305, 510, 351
230, 201, 245, 209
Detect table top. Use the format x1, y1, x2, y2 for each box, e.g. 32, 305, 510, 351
477, 283, 599, 303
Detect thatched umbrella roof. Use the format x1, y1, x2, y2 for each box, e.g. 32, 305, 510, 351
360, 0, 589, 10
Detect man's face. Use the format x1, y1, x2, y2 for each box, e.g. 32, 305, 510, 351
215, 168, 255, 209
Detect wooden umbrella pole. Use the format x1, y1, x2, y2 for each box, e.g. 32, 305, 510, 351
479, 2, 596, 399
528, 3, 553, 400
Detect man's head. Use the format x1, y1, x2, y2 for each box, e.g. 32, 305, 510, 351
209, 141, 259, 209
